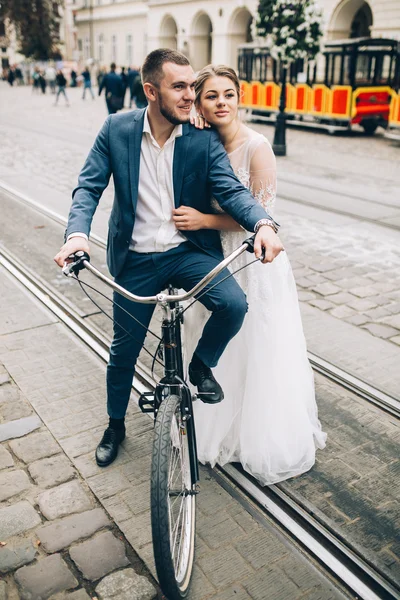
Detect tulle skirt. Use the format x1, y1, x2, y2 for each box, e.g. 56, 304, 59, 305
182, 248, 326, 486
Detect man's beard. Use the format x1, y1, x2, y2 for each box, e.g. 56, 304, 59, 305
158, 92, 191, 125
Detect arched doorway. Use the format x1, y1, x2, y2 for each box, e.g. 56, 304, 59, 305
190, 12, 212, 71
350, 3, 373, 37
159, 15, 178, 50
228, 7, 253, 70
327, 0, 373, 40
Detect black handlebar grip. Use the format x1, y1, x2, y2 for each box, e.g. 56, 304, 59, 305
243, 234, 256, 253
243, 234, 266, 261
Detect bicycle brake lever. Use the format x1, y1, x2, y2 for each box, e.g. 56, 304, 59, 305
62, 251, 90, 277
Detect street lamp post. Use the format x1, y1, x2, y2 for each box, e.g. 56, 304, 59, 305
272, 65, 287, 157
256, 0, 323, 157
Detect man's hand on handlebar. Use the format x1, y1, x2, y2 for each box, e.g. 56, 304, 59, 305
254, 225, 284, 264
54, 237, 90, 268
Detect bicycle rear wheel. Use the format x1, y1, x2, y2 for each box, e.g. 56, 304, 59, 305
151, 393, 196, 599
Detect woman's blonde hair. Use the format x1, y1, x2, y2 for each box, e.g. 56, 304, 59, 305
194, 64, 241, 106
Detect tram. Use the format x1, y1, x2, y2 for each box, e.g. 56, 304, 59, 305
238, 37, 400, 135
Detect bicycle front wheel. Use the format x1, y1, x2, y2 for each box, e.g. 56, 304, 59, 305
151, 393, 196, 599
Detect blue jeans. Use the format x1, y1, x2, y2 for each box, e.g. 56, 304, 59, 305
106, 242, 248, 418
55, 86, 69, 104
82, 81, 94, 99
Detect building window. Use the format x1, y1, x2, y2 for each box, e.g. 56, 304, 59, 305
97, 33, 104, 62
111, 34, 117, 63
84, 35, 90, 59
78, 39, 83, 52
0, 22, 6, 36
126, 34, 132, 65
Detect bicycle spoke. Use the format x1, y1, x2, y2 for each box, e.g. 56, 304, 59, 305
169, 447, 182, 491
151, 393, 196, 597
171, 494, 185, 567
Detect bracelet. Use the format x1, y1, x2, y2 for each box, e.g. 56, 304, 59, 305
254, 218, 280, 235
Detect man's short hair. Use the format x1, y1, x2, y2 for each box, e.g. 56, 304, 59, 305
141, 49, 190, 87
110, 62, 116, 70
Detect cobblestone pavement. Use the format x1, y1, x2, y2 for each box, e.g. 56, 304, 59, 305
1, 182, 399, 590
1, 84, 399, 597
0, 267, 349, 600
1, 83, 399, 358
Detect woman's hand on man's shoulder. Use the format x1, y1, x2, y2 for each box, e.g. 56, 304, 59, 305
190, 114, 211, 129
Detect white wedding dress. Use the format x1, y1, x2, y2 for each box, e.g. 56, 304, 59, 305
183, 129, 326, 486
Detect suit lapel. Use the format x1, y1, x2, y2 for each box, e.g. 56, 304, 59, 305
128, 110, 145, 212
173, 124, 191, 208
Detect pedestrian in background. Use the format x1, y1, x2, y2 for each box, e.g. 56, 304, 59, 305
7, 67, 15, 86
15, 65, 24, 85
70, 69, 77, 88
98, 63, 124, 114
32, 68, 40, 93
131, 72, 147, 109
39, 71, 47, 94
54, 70, 69, 106
81, 67, 95, 100
120, 66, 128, 105
128, 65, 139, 108
97, 67, 106, 90
45, 64, 57, 94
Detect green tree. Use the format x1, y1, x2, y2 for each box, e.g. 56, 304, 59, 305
0, 0, 63, 60
257, 0, 323, 64
256, 0, 323, 155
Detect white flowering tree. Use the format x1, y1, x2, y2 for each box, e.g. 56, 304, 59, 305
256, 0, 323, 155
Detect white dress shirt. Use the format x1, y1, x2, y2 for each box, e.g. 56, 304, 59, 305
69, 109, 187, 253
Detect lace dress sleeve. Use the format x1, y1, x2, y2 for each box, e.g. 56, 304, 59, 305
248, 138, 277, 216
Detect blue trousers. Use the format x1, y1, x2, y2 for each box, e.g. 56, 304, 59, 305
107, 242, 248, 418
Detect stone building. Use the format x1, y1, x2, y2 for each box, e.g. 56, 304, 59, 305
72, 0, 400, 70
2, 0, 399, 72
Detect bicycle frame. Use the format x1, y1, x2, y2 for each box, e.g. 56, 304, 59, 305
138, 288, 199, 484
157, 291, 199, 485
63, 235, 258, 488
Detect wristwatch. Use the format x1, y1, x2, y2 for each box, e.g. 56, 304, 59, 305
254, 218, 280, 235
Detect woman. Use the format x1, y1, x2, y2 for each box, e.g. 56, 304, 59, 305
173, 65, 326, 486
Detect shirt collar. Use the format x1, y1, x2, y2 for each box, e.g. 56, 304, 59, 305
143, 108, 183, 145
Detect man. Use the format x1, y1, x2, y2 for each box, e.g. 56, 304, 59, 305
120, 66, 128, 106
127, 65, 139, 108
54, 70, 69, 107
54, 49, 283, 467
98, 63, 124, 114
15, 65, 24, 85
7, 67, 15, 86
81, 67, 95, 100
131, 72, 147, 109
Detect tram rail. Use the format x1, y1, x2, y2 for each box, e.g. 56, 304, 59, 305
3, 173, 400, 236
1, 240, 399, 600
1, 180, 399, 417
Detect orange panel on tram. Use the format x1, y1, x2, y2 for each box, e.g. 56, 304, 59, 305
332, 89, 350, 116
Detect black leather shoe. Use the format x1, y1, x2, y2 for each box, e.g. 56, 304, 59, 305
189, 360, 224, 404
95, 427, 125, 467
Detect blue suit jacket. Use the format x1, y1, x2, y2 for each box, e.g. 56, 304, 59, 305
67, 109, 273, 277
99, 72, 124, 98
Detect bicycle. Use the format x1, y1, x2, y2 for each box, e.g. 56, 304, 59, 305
63, 234, 259, 600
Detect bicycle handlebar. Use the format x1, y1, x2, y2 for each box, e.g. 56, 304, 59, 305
62, 235, 258, 305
